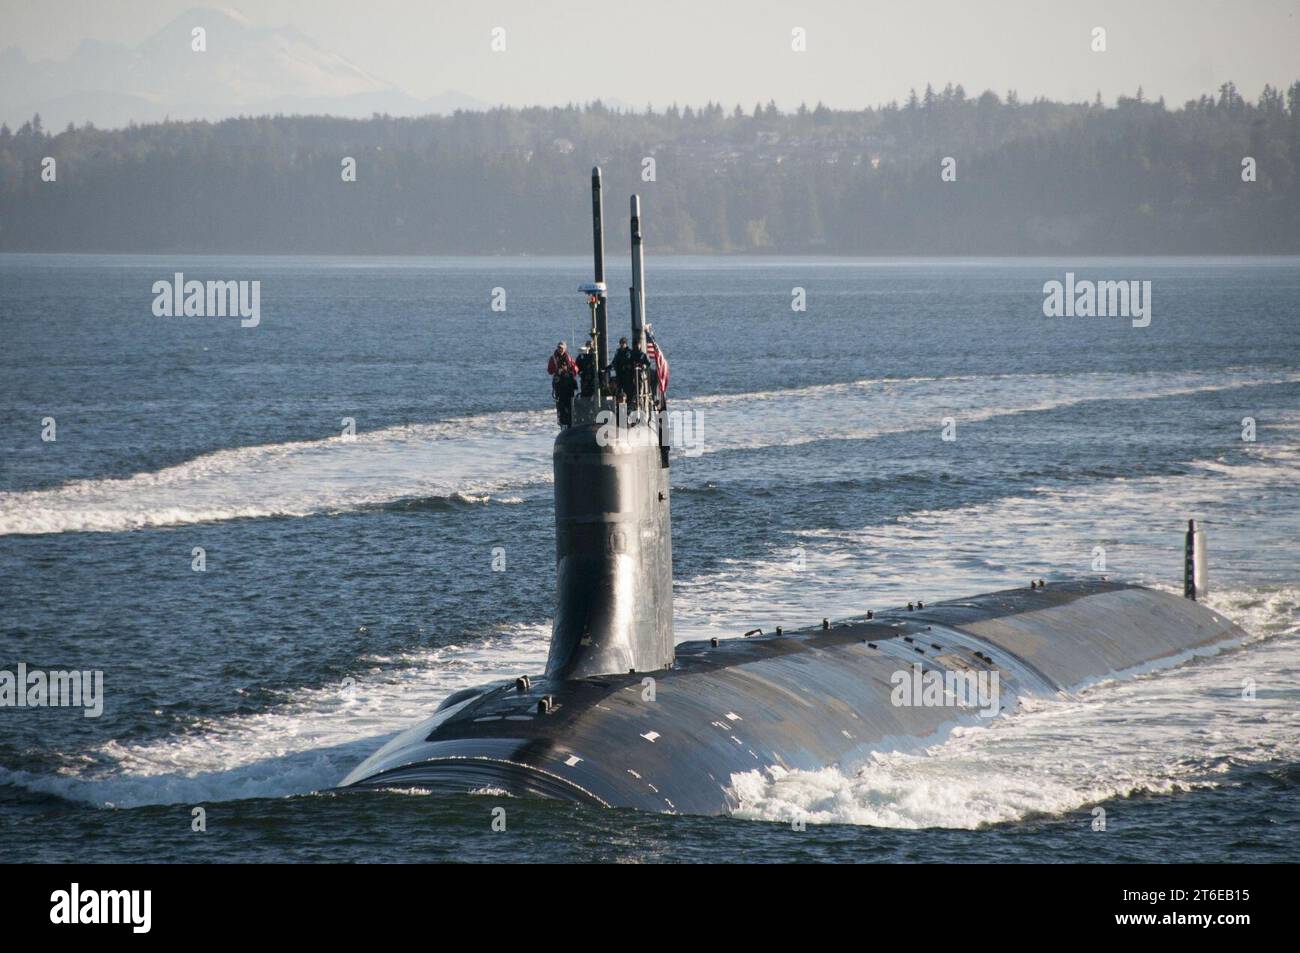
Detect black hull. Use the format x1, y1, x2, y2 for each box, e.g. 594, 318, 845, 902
341, 580, 1244, 816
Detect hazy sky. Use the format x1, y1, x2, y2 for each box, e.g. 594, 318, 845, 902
6, 0, 1299, 109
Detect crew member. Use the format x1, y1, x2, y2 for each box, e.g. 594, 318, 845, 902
576, 342, 597, 398
547, 341, 577, 377
553, 365, 578, 427
608, 336, 647, 406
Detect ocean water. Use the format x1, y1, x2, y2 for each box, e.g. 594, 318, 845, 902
1, 254, 1297, 863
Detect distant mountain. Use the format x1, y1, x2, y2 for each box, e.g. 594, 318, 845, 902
0, 6, 486, 130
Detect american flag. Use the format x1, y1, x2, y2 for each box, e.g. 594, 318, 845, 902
645, 329, 669, 395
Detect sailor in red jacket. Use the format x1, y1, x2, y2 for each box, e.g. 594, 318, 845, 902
547, 341, 578, 377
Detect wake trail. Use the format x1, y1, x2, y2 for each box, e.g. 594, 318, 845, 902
3, 367, 1296, 535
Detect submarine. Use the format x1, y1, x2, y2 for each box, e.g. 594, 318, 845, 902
340, 168, 1247, 816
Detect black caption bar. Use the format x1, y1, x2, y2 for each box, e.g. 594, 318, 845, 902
6, 862, 1281, 939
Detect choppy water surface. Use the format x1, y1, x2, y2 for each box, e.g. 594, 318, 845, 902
1, 255, 1297, 862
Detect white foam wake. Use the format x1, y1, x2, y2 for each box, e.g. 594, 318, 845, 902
673, 442, 1300, 640
0, 625, 551, 808
731, 586, 1300, 829
0, 413, 554, 536
682, 368, 1300, 453
3, 367, 1295, 535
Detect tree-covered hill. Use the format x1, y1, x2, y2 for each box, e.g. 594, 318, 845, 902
2, 82, 1297, 255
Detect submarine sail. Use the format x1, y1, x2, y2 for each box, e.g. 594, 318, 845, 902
547, 172, 673, 680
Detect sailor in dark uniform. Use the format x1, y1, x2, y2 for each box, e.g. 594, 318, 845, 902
553, 365, 578, 427
609, 336, 648, 406
576, 342, 597, 398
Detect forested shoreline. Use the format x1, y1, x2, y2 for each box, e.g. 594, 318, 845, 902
2, 81, 1298, 255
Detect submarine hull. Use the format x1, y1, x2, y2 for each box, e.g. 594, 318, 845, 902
341, 580, 1245, 815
